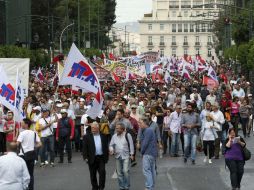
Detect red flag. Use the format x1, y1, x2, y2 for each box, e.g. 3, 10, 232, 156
112, 72, 120, 82
196, 55, 206, 64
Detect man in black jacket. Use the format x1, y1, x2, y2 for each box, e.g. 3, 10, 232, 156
83, 121, 109, 190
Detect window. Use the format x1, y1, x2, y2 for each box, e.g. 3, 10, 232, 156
184, 36, 187, 43
202, 23, 206, 32
148, 48, 152, 51
160, 36, 164, 43
196, 48, 200, 55
169, 1, 178, 8
160, 24, 164, 31
196, 36, 199, 42
184, 11, 188, 17
208, 36, 212, 43
148, 24, 152, 31
182, 1, 191, 8
208, 23, 212, 32
184, 48, 188, 56
172, 48, 176, 56
160, 49, 164, 57
178, 24, 182, 32
196, 11, 200, 17
172, 24, 176, 32
148, 36, 153, 43
208, 48, 212, 57
172, 36, 176, 43
190, 24, 194, 32
184, 24, 188, 32
172, 11, 176, 17
196, 24, 200, 32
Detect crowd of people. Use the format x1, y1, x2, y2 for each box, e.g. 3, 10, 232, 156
0, 60, 253, 190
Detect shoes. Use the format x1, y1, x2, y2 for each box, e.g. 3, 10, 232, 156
203, 157, 207, 163
50, 162, 55, 167
40, 162, 45, 167
131, 161, 137, 167
192, 160, 195, 165
58, 160, 63, 164
45, 160, 49, 165
68, 160, 72, 163
208, 159, 212, 164
184, 158, 187, 163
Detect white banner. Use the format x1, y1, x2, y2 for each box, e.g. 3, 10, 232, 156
0, 58, 30, 96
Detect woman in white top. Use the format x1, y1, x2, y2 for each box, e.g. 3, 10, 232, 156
200, 114, 220, 164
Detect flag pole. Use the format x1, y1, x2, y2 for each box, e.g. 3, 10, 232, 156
13, 68, 18, 141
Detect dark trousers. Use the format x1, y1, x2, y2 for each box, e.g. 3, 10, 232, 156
231, 115, 240, 136
180, 133, 184, 154
0, 132, 6, 153
58, 136, 72, 161
241, 117, 249, 137
203, 140, 215, 159
53, 129, 58, 156
25, 159, 35, 190
88, 156, 106, 190
214, 131, 222, 158
41, 136, 55, 163
225, 159, 245, 188
162, 131, 171, 154
75, 125, 82, 152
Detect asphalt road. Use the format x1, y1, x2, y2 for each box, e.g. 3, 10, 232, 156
34, 131, 254, 190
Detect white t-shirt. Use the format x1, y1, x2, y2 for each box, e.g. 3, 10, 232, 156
51, 113, 62, 129
17, 130, 40, 155
81, 114, 89, 135
68, 109, 76, 120
31, 113, 41, 131
38, 117, 53, 137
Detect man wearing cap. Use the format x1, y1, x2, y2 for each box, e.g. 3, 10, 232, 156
130, 104, 140, 122
30, 106, 41, 131
56, 109, 75, 163
38, 109, 55, 167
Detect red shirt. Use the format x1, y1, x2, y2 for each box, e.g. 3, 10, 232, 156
4, 120, 19, 142
56, 117, 75, 139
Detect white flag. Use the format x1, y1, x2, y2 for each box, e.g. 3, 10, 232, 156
59, 43, 103, 119
14, 69, 25, 122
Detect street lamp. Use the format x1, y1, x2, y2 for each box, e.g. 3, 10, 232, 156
59, 22, 74, 53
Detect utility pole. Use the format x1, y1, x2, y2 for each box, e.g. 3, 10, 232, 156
78, 0, 80, 48
88, 0, 91, 48
97, 0, 100, 49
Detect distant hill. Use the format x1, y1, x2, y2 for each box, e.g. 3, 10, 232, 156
114, 22, 139, 33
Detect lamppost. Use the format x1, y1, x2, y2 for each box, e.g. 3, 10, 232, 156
59, 22, 74, 53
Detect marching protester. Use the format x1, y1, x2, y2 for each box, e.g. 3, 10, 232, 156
17, 118, 42, 190
139, 116, 158, 190
56, 109, 75, 163
181, 103, 201, 165
225, 128, 246, 190
38, 109, 55, 167
0, 142, 30, 190
109, 122, 134, 190
3, 111, 19, 146
83, 122, 109, 190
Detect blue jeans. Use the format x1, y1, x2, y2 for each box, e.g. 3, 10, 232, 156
171, 133, 180, 156
184, 133, 197, 161
143, 155, 156, 190
116, 157, 130, 189
41, 135, 55, 163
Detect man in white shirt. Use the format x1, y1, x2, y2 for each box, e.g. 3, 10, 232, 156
210, 102, 225, 159
190, 88, 202, 102
168, 105, 182, 157
232, 84, 245, 99
38, 109, 55, 167
0, 142, 30, 190
17, 118, 41, 190
206, 89, 217, 106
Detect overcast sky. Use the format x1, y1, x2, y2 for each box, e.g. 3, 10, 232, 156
116, 0, 153, 23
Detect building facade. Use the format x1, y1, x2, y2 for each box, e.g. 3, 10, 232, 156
0, 0, 31, 45
139, 0, 224, 59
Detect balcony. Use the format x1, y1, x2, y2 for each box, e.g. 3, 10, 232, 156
207, 42, 213, 46
171, 42, 177, 46
159, 42, 165, 47
183, 42, 189, 46
195, 42, 201, 46
147, 42, 154, 47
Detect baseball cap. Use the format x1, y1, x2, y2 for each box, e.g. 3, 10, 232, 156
60, 109, 68, 113
33, 106, 41, 111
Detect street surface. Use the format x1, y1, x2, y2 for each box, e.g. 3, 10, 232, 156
35, 132, 254, 190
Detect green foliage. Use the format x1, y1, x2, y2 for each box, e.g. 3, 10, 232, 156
81, 48, 101, 58
0, 45, 50, 67
223, 45, 237, 60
